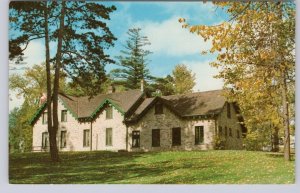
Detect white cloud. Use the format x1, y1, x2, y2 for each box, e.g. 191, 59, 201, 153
180, 60, 224, 92
134, 17, 211, 56
23, 40, 46, 67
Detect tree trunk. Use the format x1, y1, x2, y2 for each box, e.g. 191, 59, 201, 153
272, 126, 279, 152
44, 1, 57, 162
281, 71, 290, 161
51, 1, 66, 162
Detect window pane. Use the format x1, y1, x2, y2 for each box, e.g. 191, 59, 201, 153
172, 127, 181, 146
106, 128, 112, 146
42, 112, 48, 124
132, 131, 140, 148
106, 106, 113, 119
219, 126, 222, 136
42, 132, 49, 149
195, 126, 204, 145
83, 130, 90, 147
152, 129, 160, 147
61, 131, 67, 148
227, 103, 231, 118
61, 110, 67, 122
155, 103, 163, 114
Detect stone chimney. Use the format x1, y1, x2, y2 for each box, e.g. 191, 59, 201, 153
108, 84, 115, 93
39, 92, 47, 106
140, 79, 144, 92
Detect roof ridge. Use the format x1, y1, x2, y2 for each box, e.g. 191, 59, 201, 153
162, 89, 224, 98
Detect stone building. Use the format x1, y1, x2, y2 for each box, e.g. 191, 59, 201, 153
30, 89, 246, 152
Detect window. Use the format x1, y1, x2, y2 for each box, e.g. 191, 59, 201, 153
195, 126, 204, 145
61, 110, 67, 122
225, 126, 228, 137
42, 132, 49, 149
227, 103, 231, 118
106, 128, 112, 146
83, 129, 90, 147
229, 128, 232, 137
42, 112, 48, 124
218, 126, 223, 136
61, 131, 67, 148
132, 131, 140, 148
237, 129, 240, 139
106, 106, 113, 119
172, 127, 181, 146
152, 129, 160, 147
155, 103, 163, 114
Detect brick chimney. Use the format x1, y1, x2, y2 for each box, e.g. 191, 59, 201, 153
140, 79, 144, 92
108, 84, 115, 93
39, 92, 47, 106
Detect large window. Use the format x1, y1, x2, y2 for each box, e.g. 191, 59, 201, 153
42, 132, 49, 149
83, 129, 90, 147
229, 128, 232, 137
42, 112, 48, 124
195, 126, 204, 145
172, 127, 181, 146
106, 106, 113, 119
60, 131, 67, 148
132, 131, 140, 148
106, 128, 112, 146
225, 126, 228, 137
218, 126, 223, 136
152, 129, 160, 147
155, 103, 163, 114
227, 103, 231, 118
61, 110, 67, 122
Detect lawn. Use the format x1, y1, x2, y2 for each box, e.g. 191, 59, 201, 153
9, 150, 295, 184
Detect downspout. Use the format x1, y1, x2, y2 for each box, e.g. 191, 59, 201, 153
126, 124, 129, 151
90, 120, 93, 151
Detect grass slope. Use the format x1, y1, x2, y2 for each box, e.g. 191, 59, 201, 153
9, 150, 295, 184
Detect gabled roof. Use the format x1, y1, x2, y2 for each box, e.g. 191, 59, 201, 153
162, 90, 225, 117
126, 90, 226, 122
30, 89, 144, 125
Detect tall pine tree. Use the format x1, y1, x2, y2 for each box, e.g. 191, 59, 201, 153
111, 28, 153, 89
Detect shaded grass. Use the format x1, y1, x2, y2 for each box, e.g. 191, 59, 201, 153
9, 150, 295, 184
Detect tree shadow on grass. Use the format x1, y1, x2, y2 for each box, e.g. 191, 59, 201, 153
9, 151, 225, 184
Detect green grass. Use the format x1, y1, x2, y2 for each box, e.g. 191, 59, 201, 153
9, 150, 295, 184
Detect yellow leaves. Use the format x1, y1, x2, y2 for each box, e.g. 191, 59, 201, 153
178, 18, 185, 23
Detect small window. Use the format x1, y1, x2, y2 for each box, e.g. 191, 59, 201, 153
61, 110, 67, 122
42, 112, 48, 124
83, 129, 90, 147
132, 131, 140, 148
237, 129, 240, 139
106, 106, 113, 119
152, 129, 160, 147
106, 128, 112, 146
61, 131, 67, 148
172, 127, 181, 146
229, 128, 232, 137
227, 103, 231, 118
195, 126, 204, 145
218, 126, 222, 136
155, 103, 163, 114
225, 126, 228, 137
42, 132, 49, 149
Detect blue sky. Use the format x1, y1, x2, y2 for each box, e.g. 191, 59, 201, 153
9, 1, 228, 111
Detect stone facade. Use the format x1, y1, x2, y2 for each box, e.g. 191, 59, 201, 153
32, 96, 243, 152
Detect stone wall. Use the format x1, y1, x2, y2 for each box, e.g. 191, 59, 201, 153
128, 104, 216, 152
32, 100, 127, 152
32, 98, 243, 152
216, 103, 243, 149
